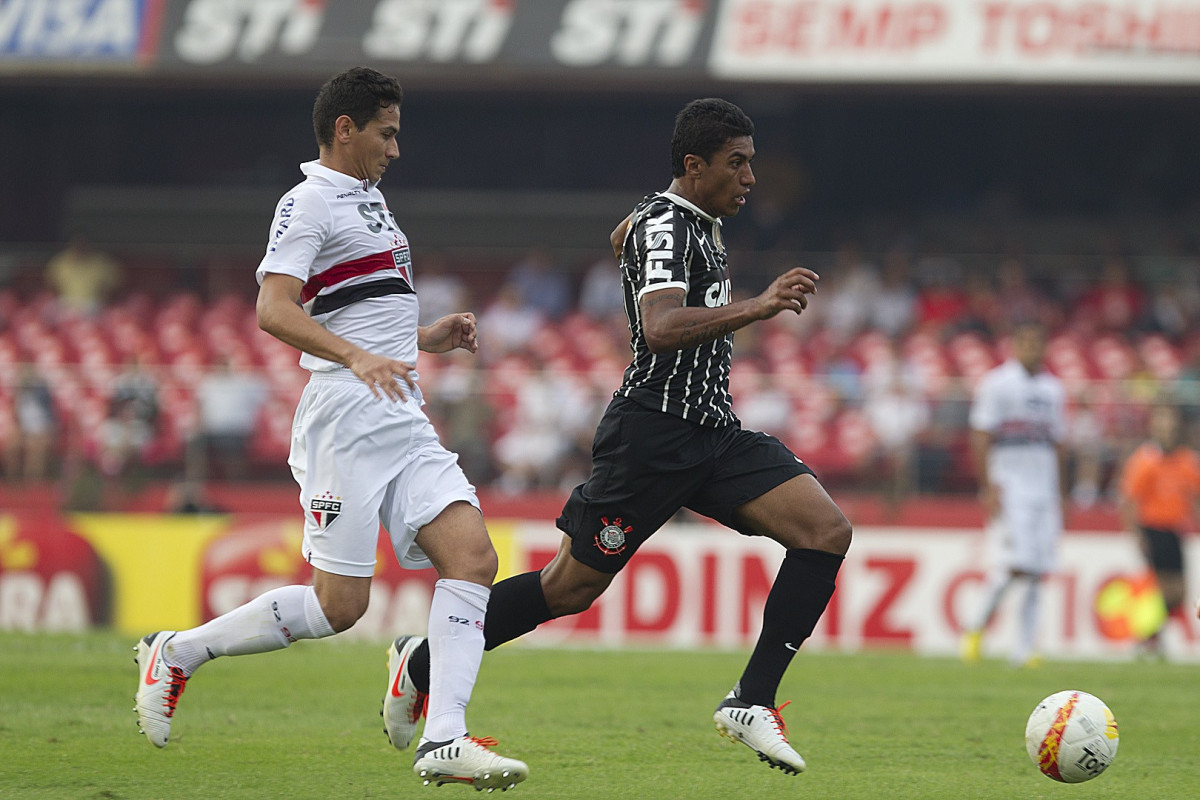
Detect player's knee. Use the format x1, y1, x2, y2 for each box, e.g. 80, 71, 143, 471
821, 513, 853, 555
437, 539, 498, 586
787, 511, 852, 556
321, 596, 369, 633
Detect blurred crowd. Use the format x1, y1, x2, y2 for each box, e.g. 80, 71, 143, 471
2, 235, 1199, 512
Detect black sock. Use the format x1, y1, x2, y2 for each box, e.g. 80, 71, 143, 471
408, 570, 552, 694
735, 548, 843, 708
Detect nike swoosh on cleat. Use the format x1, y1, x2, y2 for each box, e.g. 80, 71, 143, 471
143, 639, 163, 685
784, 642, 800, 652
390, 650, 409, 697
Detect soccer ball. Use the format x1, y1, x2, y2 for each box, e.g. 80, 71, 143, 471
1025, 690, 1119, 783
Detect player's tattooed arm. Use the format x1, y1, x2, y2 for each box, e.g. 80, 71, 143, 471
639, 266, 819, 353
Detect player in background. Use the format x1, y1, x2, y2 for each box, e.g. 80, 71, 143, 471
133, 67, 527, 792
961, 322, 1068, 667
1118, 403, 1200, 658
385, 98, 852, 776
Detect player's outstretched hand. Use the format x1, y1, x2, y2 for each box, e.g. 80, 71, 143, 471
419, 313, 478, 355
756, 267, 819, 318
347, 351, 417, 401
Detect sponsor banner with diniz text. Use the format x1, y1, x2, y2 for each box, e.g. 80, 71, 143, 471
2, 511, 1197, 661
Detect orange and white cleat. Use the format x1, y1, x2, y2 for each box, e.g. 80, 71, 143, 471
413, 735, 528, 791
714, 692, 806, 774
382, 635, 429, 750
134, 631, 189, 748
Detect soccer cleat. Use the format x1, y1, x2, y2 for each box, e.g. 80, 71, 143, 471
382, 635, 429, 750
413, 735, 529, 792
960, 630, 983, 664
714, 692, 806, 775
133, 631, 188, 748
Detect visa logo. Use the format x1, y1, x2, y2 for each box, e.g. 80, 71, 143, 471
0, 0, 158, 59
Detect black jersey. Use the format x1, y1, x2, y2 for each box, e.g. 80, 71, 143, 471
614, 192, 736, 427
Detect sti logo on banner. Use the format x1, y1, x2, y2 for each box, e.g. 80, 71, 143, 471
0, 0, 161, 59
363, 0, 515, 63
552, 0, 707, 67
173, 0, 324, 64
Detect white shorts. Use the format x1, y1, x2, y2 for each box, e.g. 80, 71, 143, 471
987, 495, 1062, 576
288, 372, 479, 577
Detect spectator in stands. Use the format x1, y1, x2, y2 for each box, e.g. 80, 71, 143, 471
820, 239, 880, 342
1077, 255, 1144, 333
504, 245, 572, 321
823, 337, 865, 408
3, 364, 57, 481
477, 283, 544, 360
416, 250, 470, 326
190, 356, 268, 481
493, 358, 592, 493
914, 269, 969, 335
424, 360, 496, 487
868, 245, 918, 338
97, 389, 155, 484
993, 256, 1059, 333
577, 254, 625, 322
44, 234, 122, 318
1066, 392, 1107, 509
862, 344, 930, 511
109, 354, 159, 431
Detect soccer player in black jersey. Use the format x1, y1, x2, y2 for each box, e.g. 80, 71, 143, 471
386, 98, 851, 775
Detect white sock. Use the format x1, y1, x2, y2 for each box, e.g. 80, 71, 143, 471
164, 585, 335, 676
422, 579, 490, 743
971, 573, 1012, 633
1012, 577, 1041, 665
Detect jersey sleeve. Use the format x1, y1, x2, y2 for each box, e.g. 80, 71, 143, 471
255, 187, 331, 285
629, 201, 690, 301
1049, 380, 1068, 442
968, 373, 999, 432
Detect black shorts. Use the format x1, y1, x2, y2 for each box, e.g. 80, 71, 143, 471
1141, 527, 1185, 574
556, 396, 815, 573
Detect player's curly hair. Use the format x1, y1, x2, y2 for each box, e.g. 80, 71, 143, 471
670, 98, 755, 178
312, 67, 404, 149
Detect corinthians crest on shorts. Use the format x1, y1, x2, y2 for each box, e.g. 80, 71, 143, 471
309, 491, 342, 529
595, 516, 632, 556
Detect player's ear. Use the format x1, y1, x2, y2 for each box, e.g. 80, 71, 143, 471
683, 153, 707, 178
334, 114, 356, 143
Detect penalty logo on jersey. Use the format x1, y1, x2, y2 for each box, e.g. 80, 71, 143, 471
309, 491, 342, 529
595, 516, 632, 556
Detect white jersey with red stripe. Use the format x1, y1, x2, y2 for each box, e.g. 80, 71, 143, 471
969, 358, 1067, 502
256, 160, 419, 383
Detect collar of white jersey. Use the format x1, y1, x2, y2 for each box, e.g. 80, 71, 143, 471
299, 159, 377, 191
658, 191, 723, 225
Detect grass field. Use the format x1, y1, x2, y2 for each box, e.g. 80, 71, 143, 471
1, 632, 1195, 799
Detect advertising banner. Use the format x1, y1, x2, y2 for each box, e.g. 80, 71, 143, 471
513, 521, 1200, 662
710, 0, 1200, 84
5, 0, 1200, 85
0, 0, 165, 64
3, 510, 1196, 662
151, 0, 713, 77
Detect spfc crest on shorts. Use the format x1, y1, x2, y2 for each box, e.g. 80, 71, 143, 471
595, 516, 632, 556
309, 491, 342, 529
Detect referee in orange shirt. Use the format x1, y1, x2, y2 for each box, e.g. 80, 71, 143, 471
1118, 404, 1200, 654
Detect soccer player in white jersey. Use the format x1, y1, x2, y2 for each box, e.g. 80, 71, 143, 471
961, 321, 1068, 667
133, 67, 527, 792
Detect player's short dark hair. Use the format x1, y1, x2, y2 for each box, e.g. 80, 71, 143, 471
670, 98, 755, 178
312, 67, 403, 149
